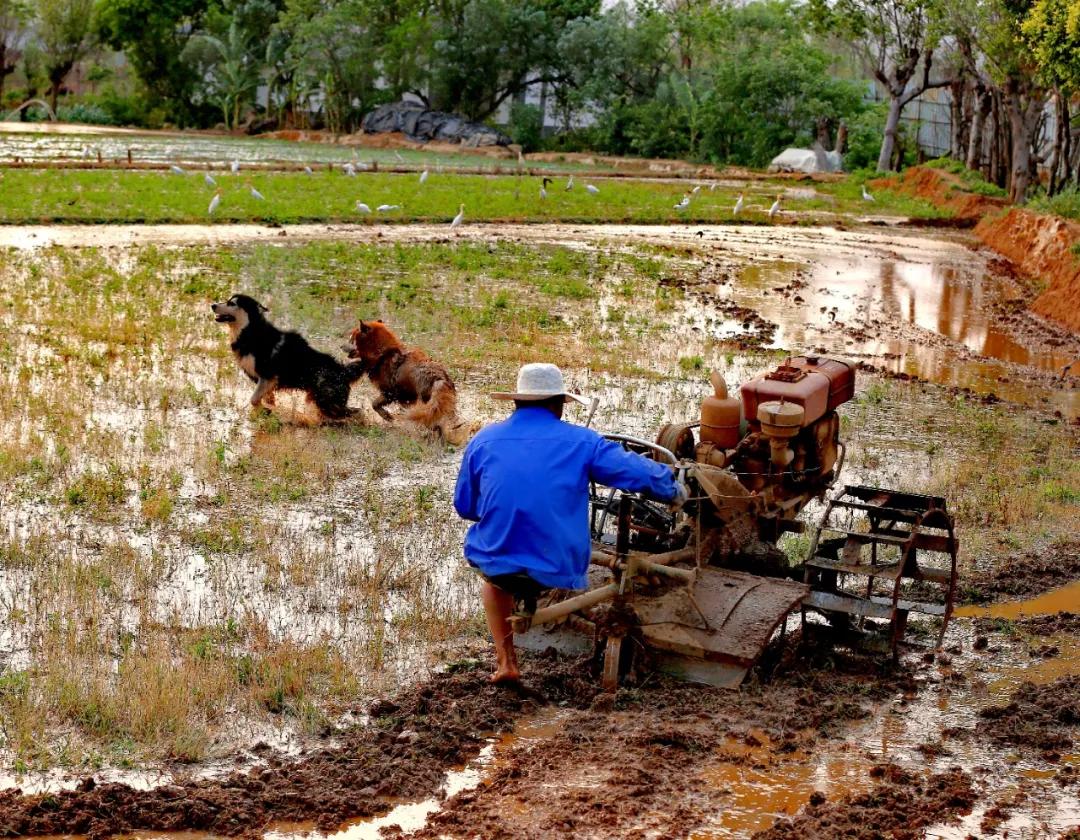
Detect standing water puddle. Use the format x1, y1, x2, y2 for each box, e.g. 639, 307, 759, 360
954, 580, 1080, 620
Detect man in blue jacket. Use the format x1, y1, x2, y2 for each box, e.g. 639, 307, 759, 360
454, 363, 685, 684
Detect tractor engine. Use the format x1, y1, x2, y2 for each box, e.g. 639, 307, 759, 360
732, 356, 853, 493
692, 356, 853, 492
658, 356, 855, 562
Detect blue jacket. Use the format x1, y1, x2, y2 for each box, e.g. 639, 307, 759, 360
453, 406, 678, 590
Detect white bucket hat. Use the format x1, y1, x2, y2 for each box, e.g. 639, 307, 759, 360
491, 363, 589, 405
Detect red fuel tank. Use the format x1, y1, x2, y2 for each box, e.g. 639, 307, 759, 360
785, 356, 855, 411
741, 356, 854, 426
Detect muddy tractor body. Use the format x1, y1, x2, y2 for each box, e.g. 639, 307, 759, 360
513, 357, 959, 690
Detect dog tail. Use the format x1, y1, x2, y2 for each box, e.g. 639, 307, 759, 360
344, 361, 368, 383
407, 379, 457, 428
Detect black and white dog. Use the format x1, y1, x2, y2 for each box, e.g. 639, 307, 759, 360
211, 294, 364, 420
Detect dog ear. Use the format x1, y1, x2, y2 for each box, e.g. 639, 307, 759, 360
358, 322, 369, 334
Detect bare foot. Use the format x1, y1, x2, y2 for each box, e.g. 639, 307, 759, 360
488, 668, 521, 685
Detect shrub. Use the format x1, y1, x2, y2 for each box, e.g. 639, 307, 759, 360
508, 102, 543, 152
843, 102, 889, 170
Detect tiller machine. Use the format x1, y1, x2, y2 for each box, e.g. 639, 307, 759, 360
512, 357, 959, 690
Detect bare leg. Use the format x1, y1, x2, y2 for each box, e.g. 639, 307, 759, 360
481, 582, 520, 683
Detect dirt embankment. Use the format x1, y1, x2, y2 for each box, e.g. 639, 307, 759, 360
872, 165, 1007, 222
876, 166, 1080, 334
976, 208, 1080, 333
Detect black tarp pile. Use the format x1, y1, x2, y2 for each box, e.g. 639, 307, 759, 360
361, 101, 511, 146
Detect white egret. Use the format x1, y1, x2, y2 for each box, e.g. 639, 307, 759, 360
862, 184, 875, 202
356, 201, 372, 213
394, 151, 405, 162
343, 162, 356, 177
565, 174, 574, 191
691, 185, 701, 194
304, 165, 314, 175
169, 164, 186, 175
768, 194, 782, 218
450, 204, 465, 228
674, 195, 691, 210
419, 169, 429, 184
733, 193, 744, 216
80, 145, 90, 159
208, 189, 222, 215
204, 172, 217, 187
376, 204, 400, 212
247, 181, 265, 201
585, 183, 599, 195
709, 182, 718, 191
230, 160, 240, 174
540, 177, 553, 199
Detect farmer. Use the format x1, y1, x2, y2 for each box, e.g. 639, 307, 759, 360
453, 362, 686, 684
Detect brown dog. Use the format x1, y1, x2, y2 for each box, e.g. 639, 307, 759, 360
345, 321, 475, 444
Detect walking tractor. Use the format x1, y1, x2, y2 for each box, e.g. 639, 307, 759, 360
512, 357, 959, 690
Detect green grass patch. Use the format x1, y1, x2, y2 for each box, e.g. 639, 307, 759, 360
0, 168, 941, 226
923, 157, 1007, 198
1031, 186, 1080, 222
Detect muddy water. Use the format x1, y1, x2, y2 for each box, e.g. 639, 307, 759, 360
0, 222, 1074, 415
955, 580, 1080, 620
682, 585, 1080, 838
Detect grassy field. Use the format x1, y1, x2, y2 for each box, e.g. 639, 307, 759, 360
0, 168, 944, 225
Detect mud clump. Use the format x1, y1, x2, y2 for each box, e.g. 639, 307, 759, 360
0, 656, 600, 840
961, 539, 1080, 603
977, 675, 1080, 753
753, 764, 976, 840
1016, 611, 1080, 636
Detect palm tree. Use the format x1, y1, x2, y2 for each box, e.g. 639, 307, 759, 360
182, 22, 260, 130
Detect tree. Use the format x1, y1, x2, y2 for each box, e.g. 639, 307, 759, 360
696, 1, 867, 166
1021, 0, 1080, 188
556, 3, 672, 119
980, 0, 1045, 202
96, 0, 211, 126
0, 0, 30, 103
1021, 0, 1080, 86
811, 0, 950, 171
426, 0, 573, 121
181, 21, 260, 128
37, 0, 96, 116
276, 0, 388, 133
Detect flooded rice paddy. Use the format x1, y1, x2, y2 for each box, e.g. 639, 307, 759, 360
0, 198, 1077, 837
0, 122, 590, 172
1, 221, 1076, 414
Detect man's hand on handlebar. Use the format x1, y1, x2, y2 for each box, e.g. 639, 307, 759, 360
669, 481, 689, 512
